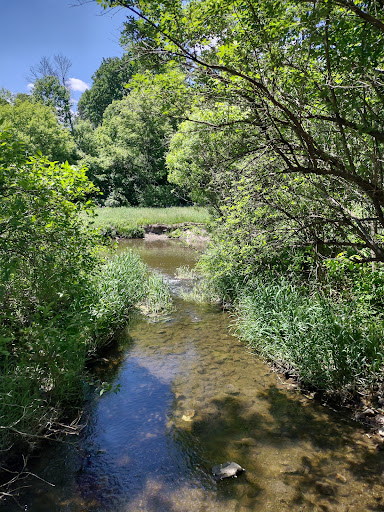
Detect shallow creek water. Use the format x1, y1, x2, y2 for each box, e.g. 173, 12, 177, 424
6, 238, 384, 512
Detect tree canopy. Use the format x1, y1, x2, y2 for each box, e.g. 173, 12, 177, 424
32, 75, 73, 129
0, 96, 76, 162
98, 0, 384, 262
79, 71, 185, 206
77, 55, 137, 126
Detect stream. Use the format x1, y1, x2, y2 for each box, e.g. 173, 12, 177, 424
6, 237, 384, 511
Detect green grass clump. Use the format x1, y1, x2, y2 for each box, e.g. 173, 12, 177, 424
235, 277, 384, 394
89, 251, 172, 344
88, 206, 210, 237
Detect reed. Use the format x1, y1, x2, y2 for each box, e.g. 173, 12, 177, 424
235, 277, 384, 394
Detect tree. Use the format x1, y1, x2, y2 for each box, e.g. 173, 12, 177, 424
29, 55, 73, 130
77, 66, 188, 206
98, 0, 384, 263
32, 75, 73, 130
0, 129, 98, 316
167, 104, 250, 212
0, 97, 76, 162
77, 55, 137, 126
88, 86, 176, 205
0, 88, 13, 105
29, 54, 72, 86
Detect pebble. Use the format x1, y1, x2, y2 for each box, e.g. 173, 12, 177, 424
336, 473, 347, 483
182, 410, 195, 422
212, 461, 245, 480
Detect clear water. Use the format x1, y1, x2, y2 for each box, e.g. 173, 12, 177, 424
5, 238, 384, 512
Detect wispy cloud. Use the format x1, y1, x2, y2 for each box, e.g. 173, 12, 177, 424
66, 78, 90, 92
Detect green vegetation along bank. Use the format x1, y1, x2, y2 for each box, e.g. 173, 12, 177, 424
95, 0, 384, 403
0, 130, 171, 498
194, 238, 384, 404
3, 0, 384, 473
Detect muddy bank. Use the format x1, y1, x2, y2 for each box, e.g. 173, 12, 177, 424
114, 224, 210, 250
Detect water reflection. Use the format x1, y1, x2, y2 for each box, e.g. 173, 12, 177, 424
4, 237, 384, 512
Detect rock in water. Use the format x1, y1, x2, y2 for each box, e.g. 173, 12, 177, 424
212, 461, 245, 480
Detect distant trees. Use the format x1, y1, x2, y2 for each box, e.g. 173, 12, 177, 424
28, 54, 72, 85
77, 55, 137, 126
0, 96, 76, 162
32, 75, 73, 129
0, 88, 13, 105
77, 69, 187, 206
29, 55, 73, 130
2, 51, 188, 207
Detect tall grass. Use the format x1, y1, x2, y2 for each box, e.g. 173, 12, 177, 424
87, 206, 211, 238
235, 277, 384, 394
89, 251, 172, 344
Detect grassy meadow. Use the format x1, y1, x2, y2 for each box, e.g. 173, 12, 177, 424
88, 206, 211, 238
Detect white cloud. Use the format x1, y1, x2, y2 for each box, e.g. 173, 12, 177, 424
66, 78, 90, 92
27, 83, 34, 90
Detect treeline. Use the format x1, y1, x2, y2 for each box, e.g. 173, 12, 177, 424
92, 0, 384, 397
0, 54, 186, 207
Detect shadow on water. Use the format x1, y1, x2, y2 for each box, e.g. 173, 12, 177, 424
171, 385, 384, 511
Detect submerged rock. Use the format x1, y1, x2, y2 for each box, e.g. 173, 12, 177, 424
212, 461, 245, 480
181, 409, 195, 422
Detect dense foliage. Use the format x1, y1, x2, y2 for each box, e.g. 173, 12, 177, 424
78, 55, 137, 126
0, 96, 76, 162
98, 0, 384, 258
0, 130, 171, 473
78, 69, 188, 206
32, 75, 73, 130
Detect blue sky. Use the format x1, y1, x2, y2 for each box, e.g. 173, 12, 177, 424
0, 0, 129, 103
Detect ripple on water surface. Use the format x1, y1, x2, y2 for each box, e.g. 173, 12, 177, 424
6, 238, 384, 512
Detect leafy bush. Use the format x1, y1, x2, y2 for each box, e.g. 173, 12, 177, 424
0, 128, 99, 453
